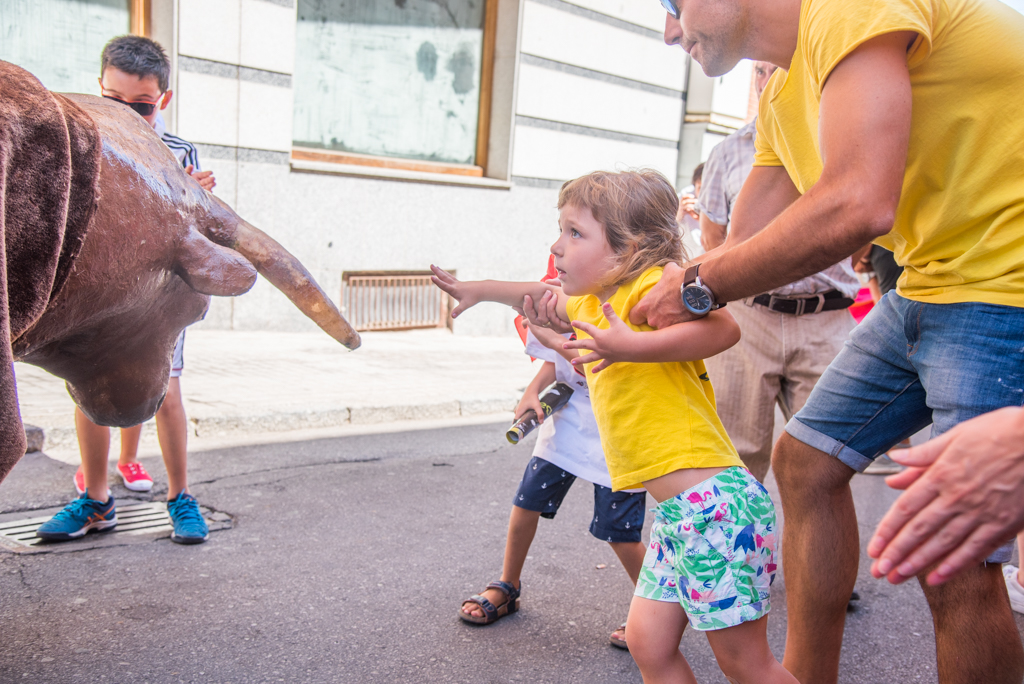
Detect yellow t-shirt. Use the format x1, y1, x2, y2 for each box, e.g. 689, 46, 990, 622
754, 0, 1024, 307
565, 267, 743, 491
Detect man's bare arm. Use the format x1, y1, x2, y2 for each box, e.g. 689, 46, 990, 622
632, 165, 801, 328
699, 214, 728, 251
634, 32, 913, 328
700, 31, 913, 302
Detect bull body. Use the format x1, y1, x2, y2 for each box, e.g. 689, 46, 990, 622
0, 61, 359, 483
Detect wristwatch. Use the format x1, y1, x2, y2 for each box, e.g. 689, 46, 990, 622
680, 264, 724, 316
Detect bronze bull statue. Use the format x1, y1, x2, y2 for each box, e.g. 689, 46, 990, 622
0, 60, 360, 483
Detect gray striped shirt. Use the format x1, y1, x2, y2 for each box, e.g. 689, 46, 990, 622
154, 113, 201, 172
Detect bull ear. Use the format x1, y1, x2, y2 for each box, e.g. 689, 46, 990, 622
175, 229, 257, 297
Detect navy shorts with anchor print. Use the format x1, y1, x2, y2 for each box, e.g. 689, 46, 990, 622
513, 456, 646, 543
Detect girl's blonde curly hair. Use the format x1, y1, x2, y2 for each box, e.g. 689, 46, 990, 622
558, 168, 688, 288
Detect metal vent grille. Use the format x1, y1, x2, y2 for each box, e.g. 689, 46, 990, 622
0, 501, 174, 548
341, 270, 454, 332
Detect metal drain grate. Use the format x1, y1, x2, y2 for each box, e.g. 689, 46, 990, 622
0, 501, 174, 548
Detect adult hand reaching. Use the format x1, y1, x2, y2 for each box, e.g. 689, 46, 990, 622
521, 288, 574, 334
629, 262, 698, 329
866, 406, 1024, 586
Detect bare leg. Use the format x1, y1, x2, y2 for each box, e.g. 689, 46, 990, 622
705, 616, 797, 684
920, 563, 1024, 683
156, 377, 189, 498
608, 541, 648, 646
1017, 531, 1024, 586
626, 595, 696, 684
74, 407, 110, 503
772, 433, 858, 683
461, 505, 541, 619
610, 541, 646, 585
117, 425, 142, 465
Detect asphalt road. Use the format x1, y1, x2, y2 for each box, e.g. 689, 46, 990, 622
1, 421, 1022, 683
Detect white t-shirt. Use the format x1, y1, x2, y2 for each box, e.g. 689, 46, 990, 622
525, 331, 613, 489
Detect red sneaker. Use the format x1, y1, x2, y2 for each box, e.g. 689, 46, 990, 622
117, 462, 154, 492
73, 467, 112, 497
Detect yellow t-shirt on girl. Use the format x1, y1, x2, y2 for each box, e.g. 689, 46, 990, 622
565, 266, 743, 491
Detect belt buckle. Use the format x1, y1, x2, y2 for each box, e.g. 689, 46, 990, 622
794, 293, 825, 316
767, 294, 783, 313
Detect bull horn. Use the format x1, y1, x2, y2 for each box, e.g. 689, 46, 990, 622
205, 196, 361, 350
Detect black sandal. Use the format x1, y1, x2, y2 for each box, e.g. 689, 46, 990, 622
609, 621, 629, 650
459, 580, 521, 625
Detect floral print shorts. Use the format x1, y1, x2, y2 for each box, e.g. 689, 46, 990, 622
634, 467, 778, 631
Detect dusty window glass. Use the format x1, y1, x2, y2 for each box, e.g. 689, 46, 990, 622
294, 0, 486, 165
0, 0, 130, 94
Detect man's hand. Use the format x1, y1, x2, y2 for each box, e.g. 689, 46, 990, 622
430, 265, 480, 318
866, 407, 1024, 586
628, 262, 698, 329
185, 165, 216, 192
521, 289, 574, 334
564, 303, 638, 373
525, 319, 565, 351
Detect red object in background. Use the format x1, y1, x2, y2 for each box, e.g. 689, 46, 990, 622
514, 255, 560, 347
850, 287, 875, 323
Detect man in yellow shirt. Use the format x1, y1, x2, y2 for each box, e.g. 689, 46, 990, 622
624, 0, 1024, 681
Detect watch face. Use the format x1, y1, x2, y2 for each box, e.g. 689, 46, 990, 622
683, 286, 713, 314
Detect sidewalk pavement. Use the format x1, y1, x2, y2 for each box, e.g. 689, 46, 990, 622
14, 329, 540, 463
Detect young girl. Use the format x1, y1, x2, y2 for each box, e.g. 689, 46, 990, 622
431, 169, 794, 684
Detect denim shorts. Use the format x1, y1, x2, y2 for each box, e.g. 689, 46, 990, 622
514, 456, 646, 543
787, 292, 1024, 562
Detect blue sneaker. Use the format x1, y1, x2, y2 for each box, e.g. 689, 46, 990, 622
36, 492, 117, 541
167, 492, 209, 544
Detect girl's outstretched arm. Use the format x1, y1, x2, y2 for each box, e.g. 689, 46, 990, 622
565, 304, 740, 372
430, 265, 568, 320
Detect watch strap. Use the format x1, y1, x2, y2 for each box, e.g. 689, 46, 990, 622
683, 264, 700, 288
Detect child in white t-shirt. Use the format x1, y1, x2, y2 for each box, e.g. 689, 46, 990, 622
459, 320, 647, 650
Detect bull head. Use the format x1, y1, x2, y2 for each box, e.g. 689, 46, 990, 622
11, 91, 359, 429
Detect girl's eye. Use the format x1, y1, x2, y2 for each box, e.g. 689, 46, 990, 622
571, 229, 580, 238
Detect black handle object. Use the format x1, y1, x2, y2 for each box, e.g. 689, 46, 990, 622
506, 382, 575, 444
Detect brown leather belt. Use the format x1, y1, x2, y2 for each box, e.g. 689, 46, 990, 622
751, 289, 854, 316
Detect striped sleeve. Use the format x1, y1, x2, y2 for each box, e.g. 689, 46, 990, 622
161, 132, 201, 172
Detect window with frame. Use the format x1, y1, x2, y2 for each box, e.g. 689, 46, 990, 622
293, 0, 496, 175
0, 0, 149, 94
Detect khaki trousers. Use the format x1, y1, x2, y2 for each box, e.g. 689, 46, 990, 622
704, 300, 856, 482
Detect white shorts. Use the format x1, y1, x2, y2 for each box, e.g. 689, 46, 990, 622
170, 330, 185, 378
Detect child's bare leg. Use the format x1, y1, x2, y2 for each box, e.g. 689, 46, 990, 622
155, 377, 189, 498
608, 541, 647, 644
462, 505, 541, 618
118, 425, 142, 465
609, 541, 645, 585
705, 616, 797, 684
75, 407, 111, 501
627, 595, 696, 684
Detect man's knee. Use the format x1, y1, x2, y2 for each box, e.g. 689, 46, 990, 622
772, 432, 854, 494
920, 562, 1011, 618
